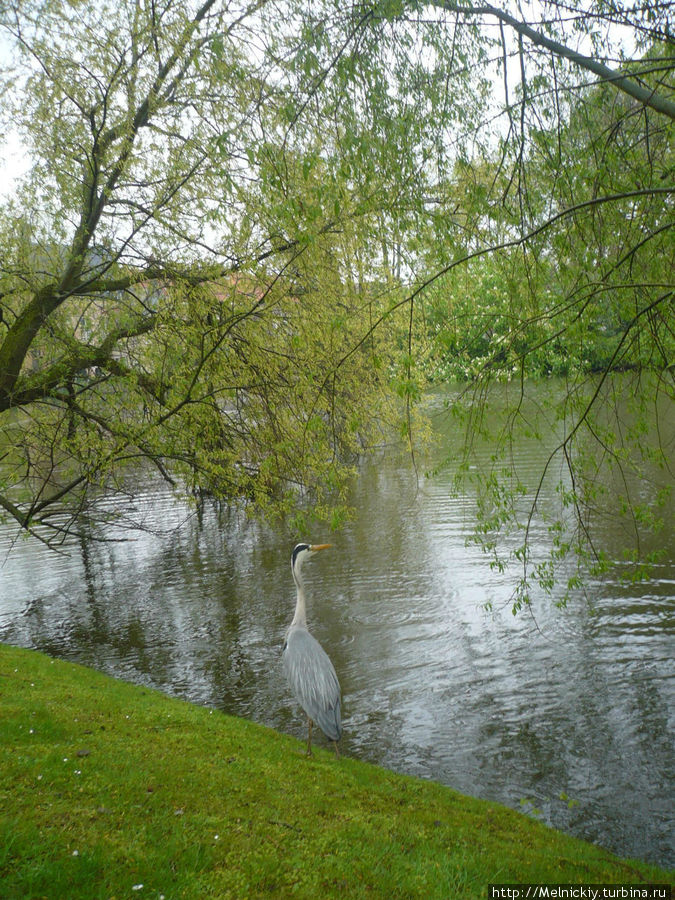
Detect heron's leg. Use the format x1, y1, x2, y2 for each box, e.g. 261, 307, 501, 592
306, 718, 313, 757
333, 740, 340, 759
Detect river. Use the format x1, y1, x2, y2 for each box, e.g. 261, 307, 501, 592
1, 384, 673, 868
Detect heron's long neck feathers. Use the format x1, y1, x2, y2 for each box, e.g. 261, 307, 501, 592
291, 561, 307, 628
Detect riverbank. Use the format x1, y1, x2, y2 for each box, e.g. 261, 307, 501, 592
1, 645, 671, 898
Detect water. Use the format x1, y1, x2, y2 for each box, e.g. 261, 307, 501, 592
1, 388, 673, 869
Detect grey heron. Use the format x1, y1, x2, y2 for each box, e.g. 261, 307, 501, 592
282, 542, 342, 757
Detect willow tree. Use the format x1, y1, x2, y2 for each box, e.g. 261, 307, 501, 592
0, 0, 407, 545
270, 0, 674, 605
1, 0, 673, 596
409, 2, 675, 606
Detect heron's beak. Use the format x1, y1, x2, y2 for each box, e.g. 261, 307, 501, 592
310, 543, 332, 552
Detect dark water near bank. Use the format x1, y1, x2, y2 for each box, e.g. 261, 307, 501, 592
1, 387, 674, 868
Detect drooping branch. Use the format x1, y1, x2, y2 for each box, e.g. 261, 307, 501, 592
519, 290, 674, 574
325, 185, 675, 380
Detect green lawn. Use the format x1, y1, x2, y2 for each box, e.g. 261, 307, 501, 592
1, 644, 671, 899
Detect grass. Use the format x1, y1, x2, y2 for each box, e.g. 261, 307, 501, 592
0, 644, 671, 899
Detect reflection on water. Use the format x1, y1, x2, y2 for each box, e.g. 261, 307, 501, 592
1, 389, 673, 869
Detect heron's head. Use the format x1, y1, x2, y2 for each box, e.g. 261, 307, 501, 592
291, 542, 331, 574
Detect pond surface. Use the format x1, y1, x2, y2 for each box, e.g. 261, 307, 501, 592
1, 387, 673, 868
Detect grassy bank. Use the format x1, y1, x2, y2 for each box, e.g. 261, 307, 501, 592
1, 645, 671, 899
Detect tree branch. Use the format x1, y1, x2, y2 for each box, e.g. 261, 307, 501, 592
3, 315, 159, 410
430, 0, 675, 120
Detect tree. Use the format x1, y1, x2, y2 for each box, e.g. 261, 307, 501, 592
283, 0, 674, 603
402, 4, 675, 605
0, 0, 405, 546
0, 0, 672, 598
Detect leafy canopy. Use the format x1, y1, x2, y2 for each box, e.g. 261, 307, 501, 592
0, 0, 672, 597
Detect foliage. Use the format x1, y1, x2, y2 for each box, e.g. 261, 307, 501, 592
408, 33, 674, 604
0, 0, 673, 597
1, 645, 670, 898
0, 0, 409, 545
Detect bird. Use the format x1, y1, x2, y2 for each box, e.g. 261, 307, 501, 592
282, 542, 342, 758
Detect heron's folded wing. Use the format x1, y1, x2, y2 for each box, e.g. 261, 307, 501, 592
283, 628, 342, 741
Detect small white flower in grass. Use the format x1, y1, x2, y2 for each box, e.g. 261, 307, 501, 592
72, 850, 79, 857
74, 769, 81, 775
132, 884, 143, 891
214, 834, 219, 840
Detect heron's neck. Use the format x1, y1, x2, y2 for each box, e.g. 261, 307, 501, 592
291, 565, 307, 628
